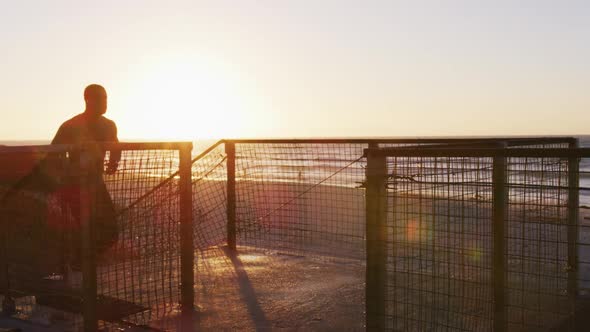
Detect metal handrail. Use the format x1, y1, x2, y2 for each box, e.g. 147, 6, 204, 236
223, 136, 575, 146
364, 147, 590, 158
0, 137, 575, 155
0, 141, 193, 154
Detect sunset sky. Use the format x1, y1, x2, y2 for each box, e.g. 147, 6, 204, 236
1, 0, 589, 140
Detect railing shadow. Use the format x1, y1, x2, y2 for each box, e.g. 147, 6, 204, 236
220, 246, 270, 331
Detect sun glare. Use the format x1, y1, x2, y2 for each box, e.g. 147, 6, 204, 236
118, 56, 250, 140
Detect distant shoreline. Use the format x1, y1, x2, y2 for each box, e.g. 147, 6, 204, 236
0, 140, 50, 146
3, 135, 590, 145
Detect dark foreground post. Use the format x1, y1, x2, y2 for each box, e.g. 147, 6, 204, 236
365, 144, 387, 330
226, 142, 237, 251
492, 150, 507, 332
179, 143, 194, 317
568, 139, 580, 310
1, 215, 15, 315
80, 146, 98, 332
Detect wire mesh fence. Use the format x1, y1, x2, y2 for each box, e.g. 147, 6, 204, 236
2, 137, 589, 331
188, 137, 585, 331
0, 143, 192, 331
191, 142, 228, 251
379, 154, 497, 331
365, 143, 590, 331
232, 142, 368, 259
0, 146, 80, 328
227, 139, 575, 261
98, 146, 185, 330
505, 155, 572, 330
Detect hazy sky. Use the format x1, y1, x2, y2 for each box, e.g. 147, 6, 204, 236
1, 0, 589, 140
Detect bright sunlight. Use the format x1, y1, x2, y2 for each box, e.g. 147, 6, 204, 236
117, 55, 255, 140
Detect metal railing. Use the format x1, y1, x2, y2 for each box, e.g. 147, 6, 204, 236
364, 143, 590, 331
2, 137, 587, 331
1, 142, 194, 331
221, 137, 575, 259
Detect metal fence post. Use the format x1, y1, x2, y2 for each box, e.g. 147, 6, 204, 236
0, 213, 14, 315
179, 143, 194, 315
568, 139, 580, 310
226, 142, 237, 251
365, 144, 387, 330
80, 145, 98, 332
492, 149, 507, 332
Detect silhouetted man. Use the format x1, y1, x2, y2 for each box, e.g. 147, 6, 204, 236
52, 84, 120, 171
51, 84, 120, 269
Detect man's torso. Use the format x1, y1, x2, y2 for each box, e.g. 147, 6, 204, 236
54, 113, 117, 144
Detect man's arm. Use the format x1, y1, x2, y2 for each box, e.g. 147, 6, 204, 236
106, 121, 121, 174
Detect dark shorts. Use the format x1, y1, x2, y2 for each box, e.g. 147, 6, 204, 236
51, 180, 118, 268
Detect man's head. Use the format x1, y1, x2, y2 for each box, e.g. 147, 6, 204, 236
84, 84, 107, 116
